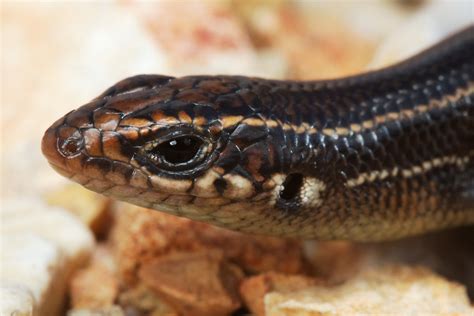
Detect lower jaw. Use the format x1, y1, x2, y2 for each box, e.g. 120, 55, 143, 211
48, 162, 75, 179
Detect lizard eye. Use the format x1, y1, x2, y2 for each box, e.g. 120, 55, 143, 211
152, 136, 203, 164
142, 134, 210, 171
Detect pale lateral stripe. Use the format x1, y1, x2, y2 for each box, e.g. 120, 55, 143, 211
346, 155, 471, 188
219, 83, 473, 137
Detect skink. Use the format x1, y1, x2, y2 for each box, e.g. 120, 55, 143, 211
42, 26, 474, 241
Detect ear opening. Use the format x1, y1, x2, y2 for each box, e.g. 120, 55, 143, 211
279, 173, 304, 201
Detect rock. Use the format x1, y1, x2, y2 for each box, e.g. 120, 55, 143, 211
0, 283, 35, 316
67, 305, 125, 316
1, 199, 95, 316
2, 198, 95, 270
70, 245, 118, 309
240, 272, 322, 316
139, 250, 243, 316
304, 241, 366, 283
118, 283, 178, 316
264, 265, 474, 316
1, 234, 64, 316
111, 204, 308, 286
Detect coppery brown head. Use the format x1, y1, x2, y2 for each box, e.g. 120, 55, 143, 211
41, 74, 302, 234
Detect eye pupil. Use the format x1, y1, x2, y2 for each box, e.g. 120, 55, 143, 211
151, 136, 203, 164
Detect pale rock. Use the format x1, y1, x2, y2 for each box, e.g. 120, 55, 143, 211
264, 266, 474, 316
1, 199, 95, 316
1, 234, 64, 316
67, 305, 125, 316
0, 283, 36, 316
240, 272, 322, 316
2, 198, 94, 266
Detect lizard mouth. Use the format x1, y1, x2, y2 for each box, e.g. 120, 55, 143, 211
42, 124, 237, 219
45, 157, 224, 219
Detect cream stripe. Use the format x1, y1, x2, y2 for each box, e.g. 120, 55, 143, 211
326, 84, 474, 137
219, 83, 473, 138
346, 155, 471, 188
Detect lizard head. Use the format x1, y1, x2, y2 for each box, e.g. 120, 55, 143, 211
42, 75, 321, 236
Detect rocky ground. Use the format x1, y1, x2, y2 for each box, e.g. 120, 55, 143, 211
1, 1, 473, 315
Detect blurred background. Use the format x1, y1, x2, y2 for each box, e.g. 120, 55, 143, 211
1, 1, 473, 315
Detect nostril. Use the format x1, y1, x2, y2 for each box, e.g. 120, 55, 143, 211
59, 135, 84, 157
56, 126, 85, 158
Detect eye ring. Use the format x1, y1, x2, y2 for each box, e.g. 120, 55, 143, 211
134, 122, 224, 176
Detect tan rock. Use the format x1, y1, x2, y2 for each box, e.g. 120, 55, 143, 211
118, 283, 178, 316
240, 272, 322, 316
138, 250, 243, 316
305, 241, 366, 283
111, 204, 308, 286
264, 265, 474, 316
70, 245, 118, 309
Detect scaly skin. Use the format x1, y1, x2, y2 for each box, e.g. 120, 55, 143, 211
42, 26, 474, 240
